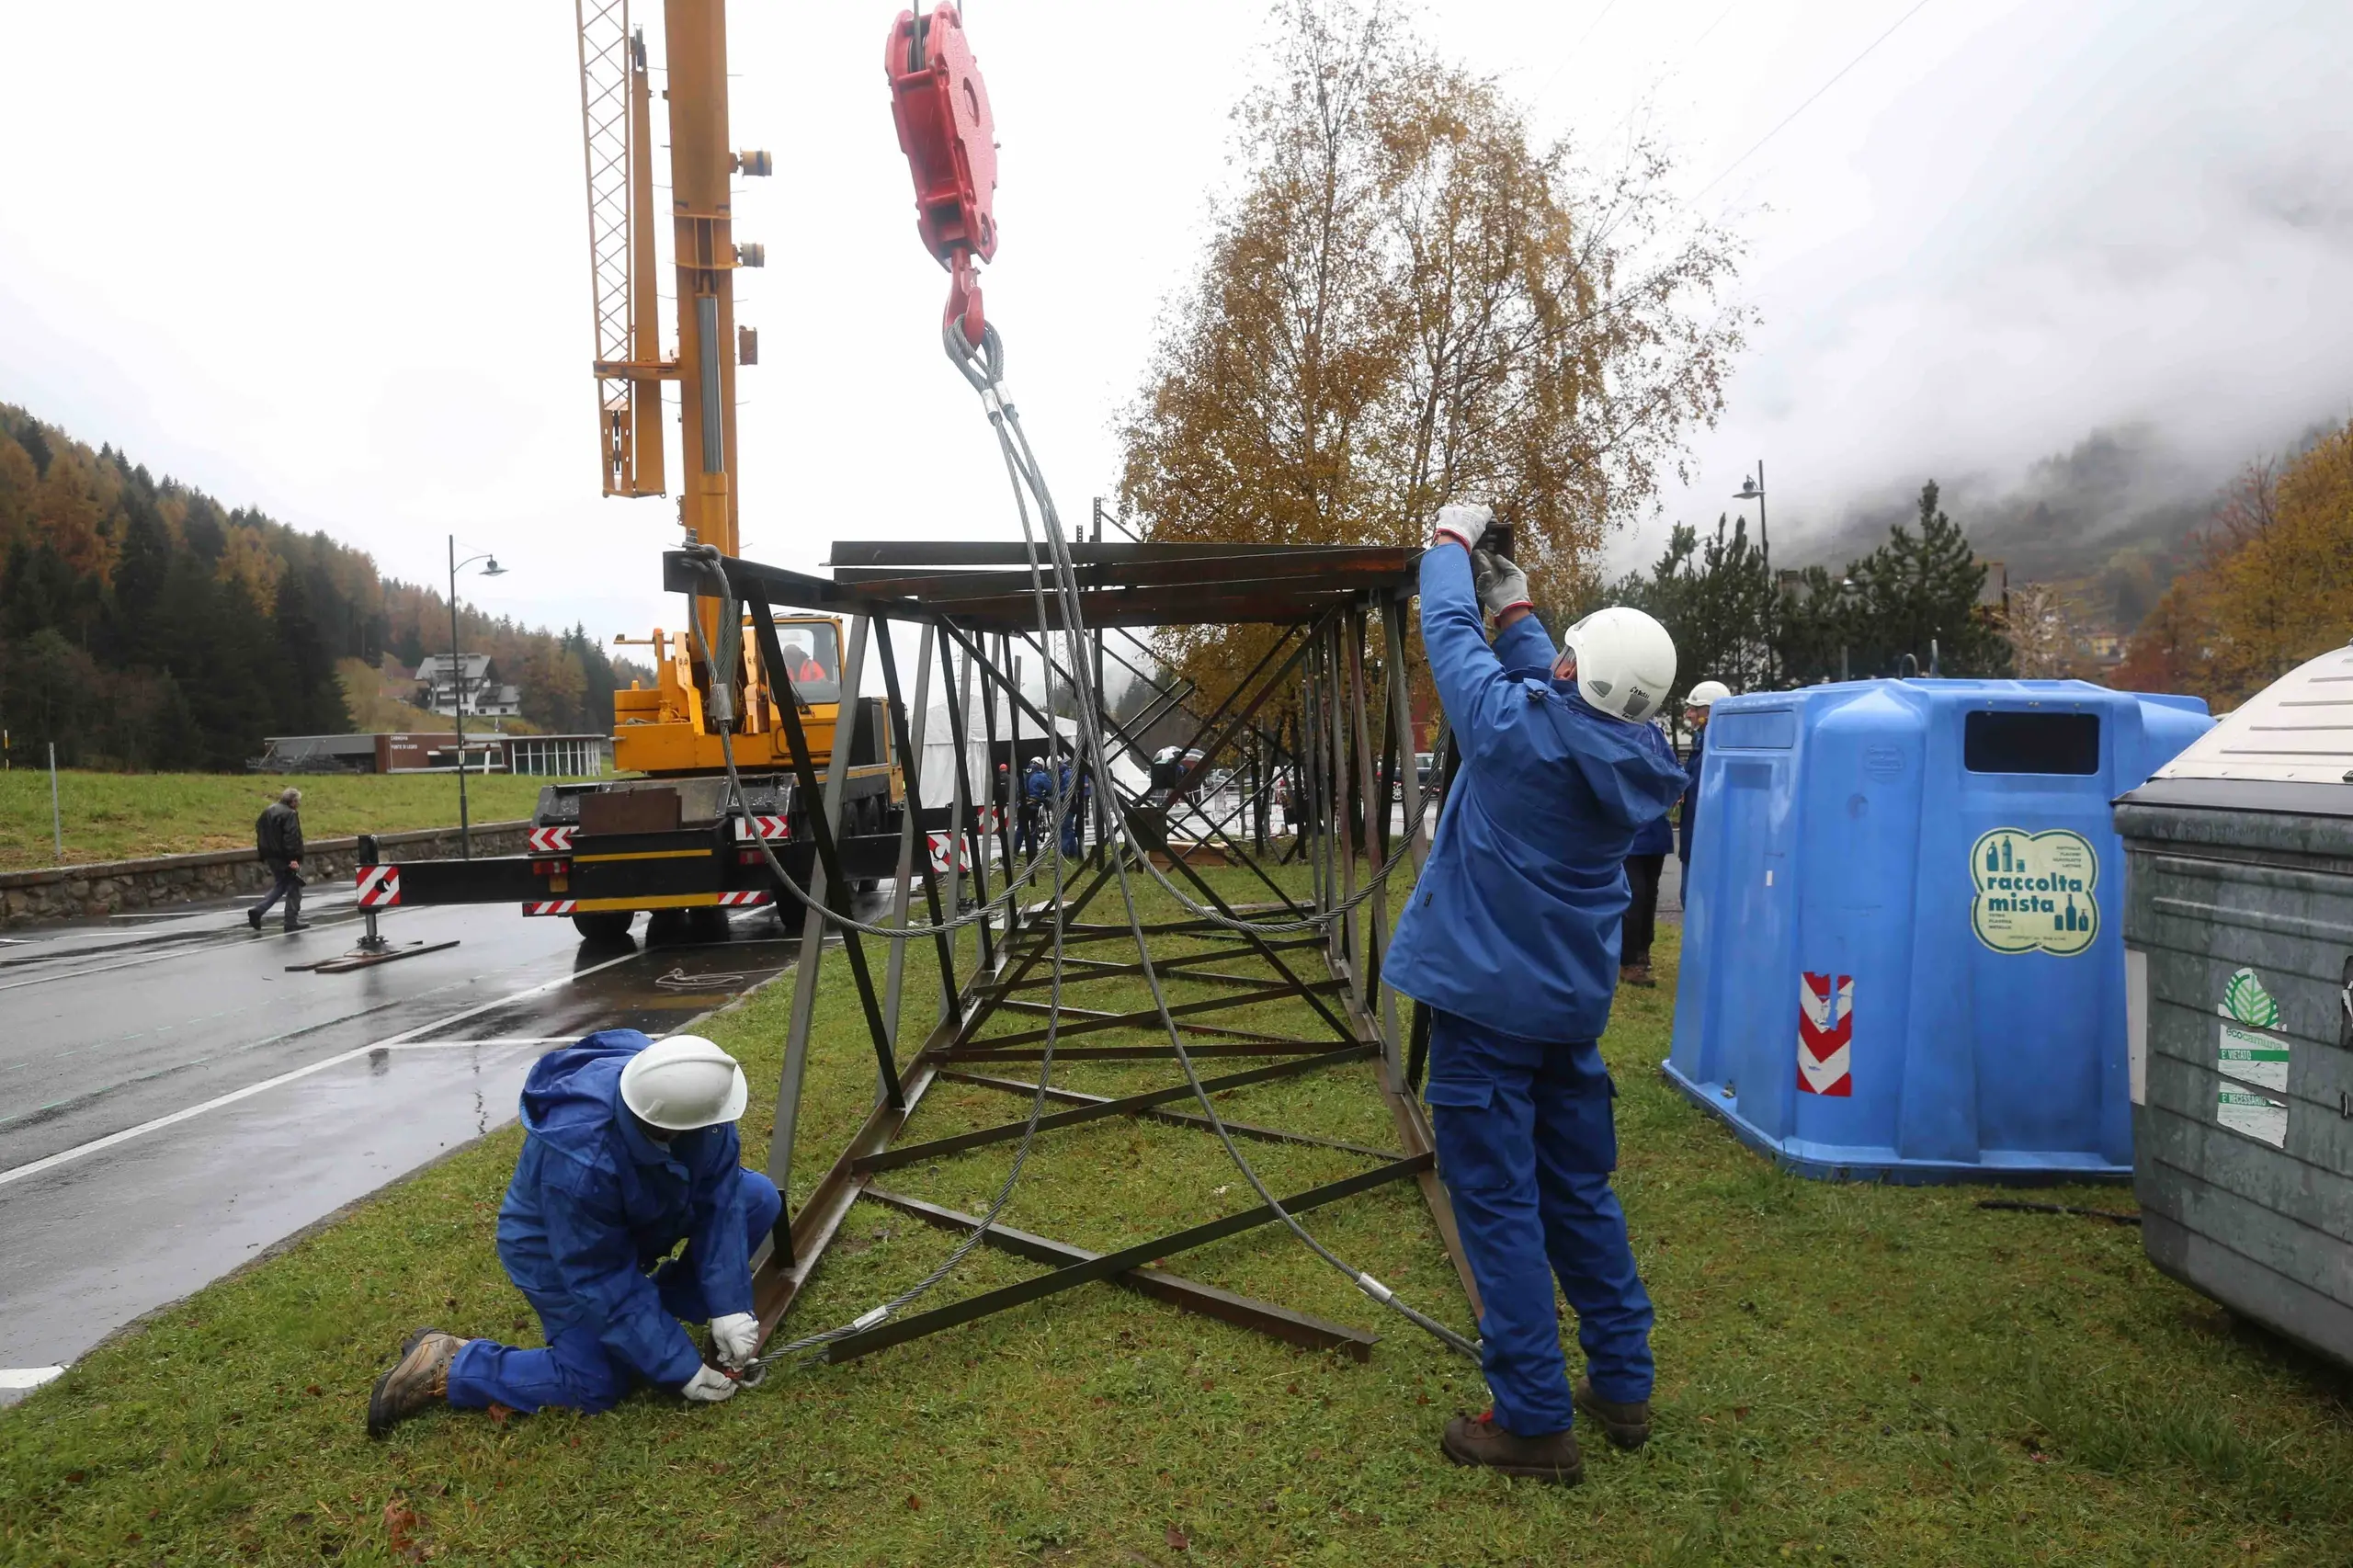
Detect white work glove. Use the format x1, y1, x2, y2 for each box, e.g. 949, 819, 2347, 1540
679, 1364, 738, 1403
710, 1312, 761, 1369
1432, 503, 1494, 553
1472, 550, 1532, 621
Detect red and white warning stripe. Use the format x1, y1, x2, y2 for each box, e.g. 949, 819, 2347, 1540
733, 814, 791, 841
716, 891, 772, 907
527, 825, 576, 853
926, 831, 973, 874
975, 804, 1005, 835
356, 865, 402, 908
522, 900, 578, 916
1797, 971, 1854, 1097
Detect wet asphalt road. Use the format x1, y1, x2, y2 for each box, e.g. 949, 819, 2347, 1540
0, 885, 854, 1382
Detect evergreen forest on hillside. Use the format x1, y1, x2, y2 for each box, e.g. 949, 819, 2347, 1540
0, 405, 646, 771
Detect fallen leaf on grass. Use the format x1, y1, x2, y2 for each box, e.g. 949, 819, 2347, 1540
907, 1494, 923, 1510
382, 1499, 419, 1553
485, 1404, 513, 1426
1165, 1526, 1189, 1551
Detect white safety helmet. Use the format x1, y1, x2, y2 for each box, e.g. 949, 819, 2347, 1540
1557, 607, 1677, 723
1686, 679, 1732, 710
620, 1035, 748, 1131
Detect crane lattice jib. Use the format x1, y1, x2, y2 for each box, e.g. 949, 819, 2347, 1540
576, 0, 669, 497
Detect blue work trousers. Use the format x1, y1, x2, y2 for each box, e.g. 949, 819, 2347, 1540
1423, 1011, 1654, 1436
445, 1169, 781, 1415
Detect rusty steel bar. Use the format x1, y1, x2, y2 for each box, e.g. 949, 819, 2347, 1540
821, 1154, 1432, 1362
852, 1045, 1374, 1175
861, 1187, 1380, 1361
935, 1066, 1403, 1161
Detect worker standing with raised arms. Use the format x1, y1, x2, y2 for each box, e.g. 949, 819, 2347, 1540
1386, 505, 1688, 1485
364, 1031, 778, 1435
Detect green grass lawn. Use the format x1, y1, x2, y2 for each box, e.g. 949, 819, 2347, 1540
0, 771, 569, 870
6, 866, 2352, 1565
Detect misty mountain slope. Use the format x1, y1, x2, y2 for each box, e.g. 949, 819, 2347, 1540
1773, 423, 2308, 627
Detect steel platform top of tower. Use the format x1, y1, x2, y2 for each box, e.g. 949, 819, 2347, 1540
664, 540, 1420, 632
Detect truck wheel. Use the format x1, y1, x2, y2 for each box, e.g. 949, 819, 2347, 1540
571, 910, 634, 944
645, 908, 689, 944
688, 905, 731, 940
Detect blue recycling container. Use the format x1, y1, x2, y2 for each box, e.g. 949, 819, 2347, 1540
1663, 678, 2211, 1182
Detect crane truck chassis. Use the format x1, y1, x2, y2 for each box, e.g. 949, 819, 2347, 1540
355, 607, 976, 943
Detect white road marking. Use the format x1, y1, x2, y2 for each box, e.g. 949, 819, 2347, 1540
0, 949, 643, 1189
381, 1037, 624, 1050
0, 1366, 65, 1390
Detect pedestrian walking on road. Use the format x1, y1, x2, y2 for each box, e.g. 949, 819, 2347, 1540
366, 1031, 777, 1434
248, 787, 310, 933
1385, 506, 1687, 1486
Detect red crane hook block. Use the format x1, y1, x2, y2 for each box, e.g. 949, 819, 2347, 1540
884, 5, 998, 348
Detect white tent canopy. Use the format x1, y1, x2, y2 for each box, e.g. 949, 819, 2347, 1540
914, 693, 1154, 807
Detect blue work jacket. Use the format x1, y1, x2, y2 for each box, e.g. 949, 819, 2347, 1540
1386, 547, 1689, 1042
1677, 721, 1709, 866
1628, 721, 1680, 858
494, 1030, 755, 1390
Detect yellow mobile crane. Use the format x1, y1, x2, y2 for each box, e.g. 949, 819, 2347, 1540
358, 1, 905, 941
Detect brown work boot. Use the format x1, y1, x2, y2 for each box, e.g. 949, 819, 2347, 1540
1574, 1379, 1653, 1449
1440, 1410, 1584, 1484
1620, 962, 1655, 988
367, 1326, 471, 1438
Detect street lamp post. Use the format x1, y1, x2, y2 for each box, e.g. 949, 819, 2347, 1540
447, 535, 506, 858
1733, 462, 1772, 685
1733, 463, 1768, 578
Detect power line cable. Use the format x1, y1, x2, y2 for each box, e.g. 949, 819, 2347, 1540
1694, 0, 1938, 199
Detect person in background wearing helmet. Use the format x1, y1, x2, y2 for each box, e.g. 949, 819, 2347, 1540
1386, 504, 1688, 1485
365, 1031, 779, 1436
1617, 716, 1680, 988
1677, 680, 1731, 900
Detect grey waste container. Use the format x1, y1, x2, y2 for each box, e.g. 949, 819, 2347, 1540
2114, 641, 2353, 1367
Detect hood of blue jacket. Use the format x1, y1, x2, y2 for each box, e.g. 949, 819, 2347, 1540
518, 1028, 661, 1158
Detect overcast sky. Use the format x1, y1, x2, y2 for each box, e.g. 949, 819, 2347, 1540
3, 0, 2348, 643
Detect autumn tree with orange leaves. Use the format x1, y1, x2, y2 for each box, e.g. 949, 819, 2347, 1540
1118, 0, 1747, 700
2115, 421, 2353, 707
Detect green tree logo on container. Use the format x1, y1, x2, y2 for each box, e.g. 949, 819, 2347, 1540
2216, 966, 2290, 1149
1969, 827, 2099, 956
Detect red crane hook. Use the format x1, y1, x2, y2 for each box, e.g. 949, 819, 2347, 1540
884, 6, 998, 349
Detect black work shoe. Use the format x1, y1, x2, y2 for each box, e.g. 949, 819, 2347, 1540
1574, 1379, 1653, 1449
367, 1326, 470, 1437
1440, 1411, 1583, 1484
284, 920, 313, 933
247, 909, 263, 931
1620, 962, 1655, 988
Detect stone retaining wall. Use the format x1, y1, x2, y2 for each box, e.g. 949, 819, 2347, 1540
0, 821, 534, 927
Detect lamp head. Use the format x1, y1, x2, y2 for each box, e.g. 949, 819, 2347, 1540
480, 558, 506, 578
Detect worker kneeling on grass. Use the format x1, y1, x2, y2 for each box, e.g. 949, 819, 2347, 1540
366, 1031, 778, 1436
1386, 504, 1688, 1486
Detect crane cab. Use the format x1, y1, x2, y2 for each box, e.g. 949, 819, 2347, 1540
612, 613, 877, 779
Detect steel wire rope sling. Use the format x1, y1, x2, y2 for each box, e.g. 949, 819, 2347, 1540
939, 320, 1477, 1361
685, 572, 1076, 1358
708, 4, 1475, 1363
887, 8, 1470, 1356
